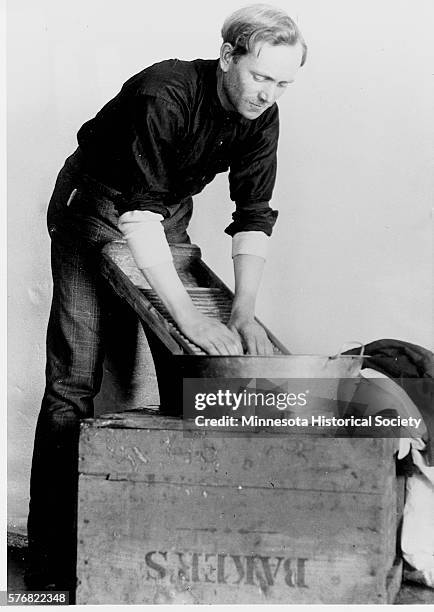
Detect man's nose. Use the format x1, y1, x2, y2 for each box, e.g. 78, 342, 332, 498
258, 84, 275, 104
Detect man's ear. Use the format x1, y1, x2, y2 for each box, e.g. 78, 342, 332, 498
219, 42, 235, 73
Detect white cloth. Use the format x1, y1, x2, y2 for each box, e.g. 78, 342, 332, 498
359, 369, 434, 588
232, 231, 269, 259
118, 210, 173, 269
401, 444, 434, 588
119, 214, 270, 267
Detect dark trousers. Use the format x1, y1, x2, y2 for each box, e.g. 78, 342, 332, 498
26, 150, 192, 589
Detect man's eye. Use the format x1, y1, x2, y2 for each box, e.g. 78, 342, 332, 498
253, 75, 266, 82
278, 82, 289, 88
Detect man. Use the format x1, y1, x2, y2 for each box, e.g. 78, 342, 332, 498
26, 3, 307, 593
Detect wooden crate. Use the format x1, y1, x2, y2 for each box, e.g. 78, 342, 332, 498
76, 410, 403, 605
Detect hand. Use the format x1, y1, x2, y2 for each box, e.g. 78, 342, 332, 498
228, 317, 274, 356
139, 262, 243, 356
178, 311, 243, 356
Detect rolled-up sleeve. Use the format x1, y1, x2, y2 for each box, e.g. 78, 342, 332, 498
118, 93, 183, 216
226, 105, 280, 237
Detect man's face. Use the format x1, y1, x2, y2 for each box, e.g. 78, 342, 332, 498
219, 42, 303, 120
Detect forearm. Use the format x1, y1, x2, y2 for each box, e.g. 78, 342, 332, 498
145, 254, 266, 326
117, 210, 193, 319
140, 260, 197, 325
229, 244, 273, 355
142, 261, 242, 354
118, 210, 241, 354
230, 254, 265, 322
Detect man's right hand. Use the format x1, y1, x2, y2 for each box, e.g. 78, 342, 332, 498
178, 310, 243, 355
139, 260, 243, 355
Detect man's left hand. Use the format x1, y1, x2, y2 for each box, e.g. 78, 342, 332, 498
228, 317, 274, 355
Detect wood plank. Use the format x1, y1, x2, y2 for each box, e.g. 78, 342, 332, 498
79, 425, 396, 494
76, 476, 398, 604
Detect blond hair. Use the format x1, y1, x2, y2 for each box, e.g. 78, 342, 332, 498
222, 4, 307, 65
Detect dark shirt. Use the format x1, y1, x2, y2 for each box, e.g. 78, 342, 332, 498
77, 58, 280, 236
